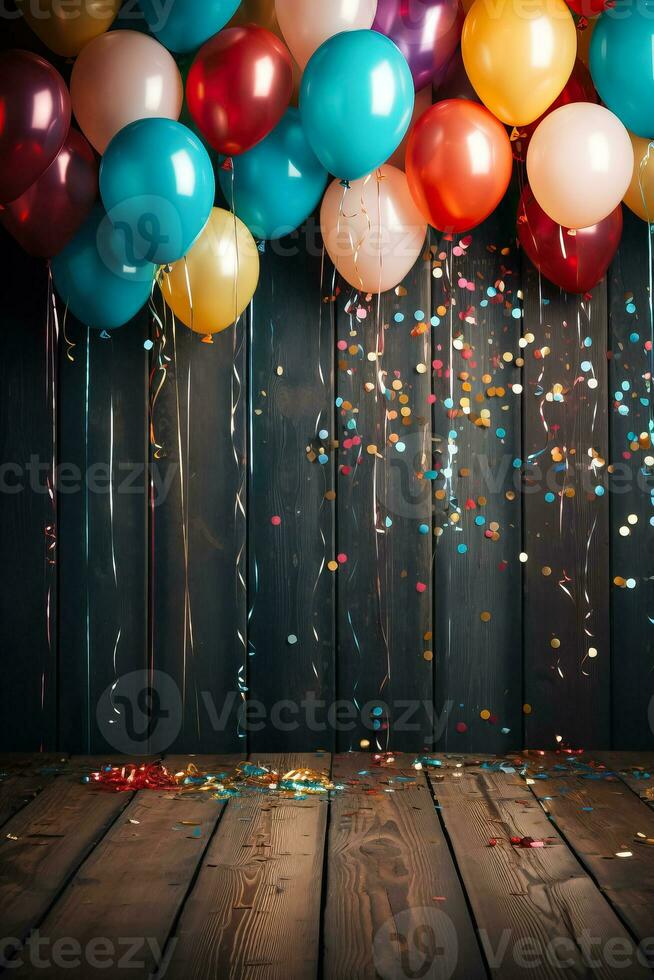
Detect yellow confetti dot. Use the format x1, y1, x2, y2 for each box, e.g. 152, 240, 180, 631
588, 647, 598, 658
480, 709, 491, 720
366, 444, 377, 455
328, 561, 338, 572
523, 703, 532, 714
423, 650, 433, 662
360, 739, 370, 749
550, 638, 560, 649
542, 566, 552, 576
480, 611, 491, 622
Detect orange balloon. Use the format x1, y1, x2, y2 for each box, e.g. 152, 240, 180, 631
406, 99, 512, 233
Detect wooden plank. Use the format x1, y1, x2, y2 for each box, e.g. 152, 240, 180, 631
58, 312, 150, 753
0, 774, 132, 946
10, 755, 237, 979
323, 752, 485, 980
0, 231, 56, 751
606, 208, 654, 749
335, 239, 433, 751
521, 257, 611, 748
427, 760, 650, 978
150, 308, 247, 753
164, 752, 329, 979
0, 754, 69, 829
248, 240, 335, 751
593, 751, 654, 806
522, 751, 654, 954
431, 203, 523, 753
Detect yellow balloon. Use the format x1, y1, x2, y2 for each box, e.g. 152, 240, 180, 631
623, 131, 654, 222
161, 209, 260, 335
16, 0, 121, 58
462, 0, 578, 126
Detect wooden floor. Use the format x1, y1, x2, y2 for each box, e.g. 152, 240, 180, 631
1, 752, 654, 978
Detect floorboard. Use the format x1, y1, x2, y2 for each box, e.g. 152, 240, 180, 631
521, 752, 654, 957
427, 758, 651, 978
163, 752, 330, 980
0, 755, 69, 829
323, 752, 486, 980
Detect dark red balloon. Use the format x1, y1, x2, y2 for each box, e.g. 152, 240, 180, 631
512, 60, 597, 162
0, 49, 71, 205
186, 26, 293, 156
436, 47, 480, 102
517, 187, 623, 295
0, 129, 98, 258
565, 0, 610, 14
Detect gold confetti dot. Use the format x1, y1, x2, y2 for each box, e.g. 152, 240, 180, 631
366, 444, 377, 455
523, 703, 532, 714
328, 561, 338, 572
480, 611, 491, 622
550, 638, 560, 649
542, 566, 552, 576
480, 709, 491, 720
360, 739, 370, 748
423, 650, 433, 662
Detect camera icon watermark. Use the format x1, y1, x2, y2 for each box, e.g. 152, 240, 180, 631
373, 907, 459, 980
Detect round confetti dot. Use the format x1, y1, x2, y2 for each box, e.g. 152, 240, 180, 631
144, 339, 154, 351
523, 703, 532, 715
319, 429, 328, 440
594, 486, 605, 497
627, 514, 638, 525
396, 442, 406, 453
542, 566, 552, 576
457, 543, 468, 555
588, 647, 598, 659
550, 638, 560, 649
626, 578, 637, 589
414, 310, 425, 320
519, 552, 528, 563
545, 492, 556, 504
480, 709, 491, 721
619, 526, 630, 537
287, 634, 297, 645
328, 561, 338, 572
394, 312, 405, 323
423, 650, 433, 662
271, 516, 282, 526
416, 581, 427, 593
418, 524, 429, 535
480, 611, 491, 622
337, 553, 347, 564
455, 721, 468, 733
360, 739, 370, 748
496, 427, 506, 439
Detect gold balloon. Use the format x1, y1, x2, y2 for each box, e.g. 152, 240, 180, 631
228, 0, 302, 105
16, 0, 121, 58
161, 209, 260, 335
623, 131, 654, 222
461, 0, 578, 126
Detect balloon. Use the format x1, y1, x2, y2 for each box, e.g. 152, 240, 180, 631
52, 206, 155, 329
623, 132, 654, 223
71, 31, 183, 154
372, 0, 463, 90
300, 30, 414, 181
16, 0, 121, 57
526, 103, 633, 229
387, 86, 432, 169
228, 0, 302, 104
436, 47, 480, 102
187, 27, 293, 156
518, 187, 622, 294
512, 60, 597, 163
320, 166, 427, 294
219, 109, 327, 239
138, 0, 241, 53
590, 8, 654, 138
565, 0, 609, 14
161, 208, 260, 334
100, 118, 215, 265
406, 99, 512, 232
576, 18, 596, 69
0, 129, 98, 258
0, 50, 71, 206
275, 0, 377, 69
461, 0, 577, 126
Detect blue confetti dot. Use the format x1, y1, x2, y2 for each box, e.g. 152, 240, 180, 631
319, 428, 328, 439
630, 332, 640, 343
496, 427, 506, 439
626, 302, 636, 314
480, 299, 488, 308
144, 339, 154, 351
581, 360, 592, 372
318, 454, 328, 465
512, 458, 522, 469
622, 381, 630, 391
347, 418, 357, 429
594, 485, 605, 497
287, 634, 298, 645
615, 391, 623, 401
457, 543, 468, 555
425, 470, 437, 480
394, 312, 404, 323
475, 515, 486, 526
418, 523, 429, 535
512, 308, 522, 319
431, 315, 440, 326
448, 430, 458, 440
487, 286, 497, 297
414, 310, 425, 320
372, 706, 383, 717
545, 492, 555, 503
396, 441, 406, 453
444, 397, 454, 409
584, 336, 592, 347
336, 397, 343, 407
385, 516, 393, 528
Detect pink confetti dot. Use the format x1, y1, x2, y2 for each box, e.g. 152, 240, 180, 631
337, 340, 347, 351
455, 721, 468, 734
271, 516, 281, 526
337, 553, 348, 564
427, 394, 436, 404
416, 581, 427, 593
341, 465, 352, 476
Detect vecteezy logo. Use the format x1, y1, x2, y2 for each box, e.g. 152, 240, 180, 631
373, 907, 459, 980
97, 669, 182, 754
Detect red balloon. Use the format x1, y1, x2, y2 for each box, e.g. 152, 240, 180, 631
565, 0, 610, 14
512, 60, 597, 162
0, 129, 98, 258
406, 99, 513, 233
186, 26, 293, 156
0, 50, 71, 205
517, 187, 622, 294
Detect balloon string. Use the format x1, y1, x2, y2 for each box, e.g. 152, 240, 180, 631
44, 267, 59, 750
84, 326, 91, 751
638, 143, 654, 641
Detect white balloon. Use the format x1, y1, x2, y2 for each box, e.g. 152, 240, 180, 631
527, 103, 633, 229
275, 0, 378, 69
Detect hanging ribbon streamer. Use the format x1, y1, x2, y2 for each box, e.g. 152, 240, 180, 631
43, 267, 59, 750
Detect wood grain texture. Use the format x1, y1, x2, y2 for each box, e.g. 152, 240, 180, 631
521, 260, 611, 748
0, 754, 68, 829
150, 312, 247, 753
0, 776, 132, 944
593, 751, 654, 806
0, 232, 55, 751
247, 239, 335, 751
165, 752, 329, 979
428, 761, 650, 978
335, 239, 433, 751
10, 757, 237, 979
58, 314, 150, 753
431, 203, 523, 754
523, 752, 654, 953
606, 209, 654, 749
323, 752, 486, 979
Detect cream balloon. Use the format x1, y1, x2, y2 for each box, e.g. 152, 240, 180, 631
527, 104, 633, 229
321, 165, 427, 294
387, 86, 432, 170
161, 208, 260, 335
71, 31, 183, 154
275, 0, 378, 68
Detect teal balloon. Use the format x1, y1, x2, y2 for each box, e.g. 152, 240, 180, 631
137, 0, 240, 53
219, 109, 328, 240
100, 118, 215, 265
52, 206, 155, 330
590, 6, 654, 138
300, 30, 414, 181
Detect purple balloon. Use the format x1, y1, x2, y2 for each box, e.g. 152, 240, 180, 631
373, 0, 463, 90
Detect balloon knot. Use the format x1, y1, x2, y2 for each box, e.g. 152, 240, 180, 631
339, 179, 351, 189
221, 157, 234, 171
257, 240, 266, 252
201, 334, 214, 344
